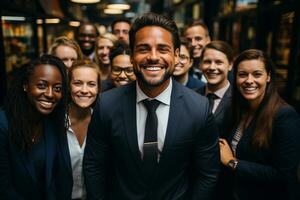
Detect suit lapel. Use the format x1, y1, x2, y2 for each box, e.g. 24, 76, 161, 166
59, 130, 72, 176
20, 149, 38, 186
214, 86, 231, 117
123, 83, 142, 166
197, 85, 206, 96
159, 81, 183, 162
44, 119, 56, 189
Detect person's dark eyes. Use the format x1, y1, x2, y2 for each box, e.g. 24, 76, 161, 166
37, 82, 47, 89
53, 85, 62, 92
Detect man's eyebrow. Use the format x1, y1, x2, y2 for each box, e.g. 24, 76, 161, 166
135, 43, 149, 47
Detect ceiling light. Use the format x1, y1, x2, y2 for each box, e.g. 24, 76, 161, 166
104, 8, 123, 14
69, 21, 81, 27
107, 0, 130, 10
71, 0, 100, 3
45, 18, 60, 24
36, 19, 43, 24
2, 16, 26, 21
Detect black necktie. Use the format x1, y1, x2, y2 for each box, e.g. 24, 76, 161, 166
207, 93, 218, 113
142, 99, 160, 182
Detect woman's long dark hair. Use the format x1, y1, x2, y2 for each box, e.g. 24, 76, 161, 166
4, 54, 69, 151
230, 49, 286, 149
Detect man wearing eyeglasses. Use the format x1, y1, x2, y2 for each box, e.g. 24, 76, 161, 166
173, 37, 205, 90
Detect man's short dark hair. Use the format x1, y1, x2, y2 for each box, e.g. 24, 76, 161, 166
183, 20, 209, 37
129, 12, 180, 52
111, 18, 131, 31
75, 22, 100, 39
109, 41, 132, 62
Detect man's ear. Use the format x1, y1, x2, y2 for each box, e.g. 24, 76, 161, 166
130, 55, 134, 64
188, 58, 194, 70
207, 35, 211, 43
228, 62, 233, 71
174, 48, 179, 64
175, 48, 180, 57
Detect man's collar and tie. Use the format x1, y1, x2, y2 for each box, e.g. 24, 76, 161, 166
142, 99, 161, 183
205, 82, 230, 113
136, 80, 172, 184
206, 93, 219, 113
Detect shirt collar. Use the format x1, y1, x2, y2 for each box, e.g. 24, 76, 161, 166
67, 108, 93, 127
206, 81, 230, 99
136, 79, 172, 106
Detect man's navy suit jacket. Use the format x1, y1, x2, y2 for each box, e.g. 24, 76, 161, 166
84, 80, 220, 200
197, 85, 232, 138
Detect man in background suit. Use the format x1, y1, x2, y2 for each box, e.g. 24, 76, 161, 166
195, 41, 234, 200
173, 37, 205, 90
197, 41, 233, 138
84, 13, 220, 200
184, 20, 211, 82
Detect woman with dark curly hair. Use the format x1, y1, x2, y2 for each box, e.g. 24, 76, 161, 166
0, 54, 69, 199
219, 49, 300, 200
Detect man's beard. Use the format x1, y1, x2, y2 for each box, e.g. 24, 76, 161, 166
134, 63, 172, 88
81, 46, 94, 57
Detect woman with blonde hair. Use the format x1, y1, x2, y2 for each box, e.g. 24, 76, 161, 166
49, 36, 83, 69
58, 59, 101, 199
95, 33, 118, 80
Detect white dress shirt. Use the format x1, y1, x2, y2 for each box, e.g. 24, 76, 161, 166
136, 79, 172, 158
67, 118, 87, 199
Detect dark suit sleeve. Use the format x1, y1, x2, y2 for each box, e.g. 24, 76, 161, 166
83, 98, 110, 200
235, 107, 300, 199
0, 117, 24, 200
190, 111, 220, 200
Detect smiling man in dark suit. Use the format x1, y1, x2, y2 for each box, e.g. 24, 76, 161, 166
83, 13, 220, 200
197, 41, 234, 138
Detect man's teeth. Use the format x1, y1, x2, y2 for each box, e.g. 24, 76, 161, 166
145, 66, 161, 71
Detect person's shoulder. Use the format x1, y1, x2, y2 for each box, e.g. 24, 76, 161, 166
174, 81, 207, 105
225, 85, 232, 96
101, 79, 115, 92
187, 75, 206, 89
98, 82, 135, 109
102, 82, 134, 98
275, 105, 300, 121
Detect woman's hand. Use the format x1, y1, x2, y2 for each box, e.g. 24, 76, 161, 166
219, 138, 235, 166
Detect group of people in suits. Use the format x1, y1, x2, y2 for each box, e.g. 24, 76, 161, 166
0, 12, 300, 200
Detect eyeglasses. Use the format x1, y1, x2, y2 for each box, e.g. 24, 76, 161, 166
179, 55, 190, 63
111, 66, 134, 76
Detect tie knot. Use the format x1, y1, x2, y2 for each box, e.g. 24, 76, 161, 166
143, 99, 160, 112
206, 93, 218, 100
